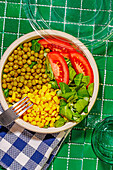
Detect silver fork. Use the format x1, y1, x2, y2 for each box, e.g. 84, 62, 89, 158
0, 96, 33, 126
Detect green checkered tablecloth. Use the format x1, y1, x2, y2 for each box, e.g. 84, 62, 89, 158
0, 0, 113, 170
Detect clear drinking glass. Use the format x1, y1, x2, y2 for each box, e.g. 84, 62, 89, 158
91, 116, 113, 164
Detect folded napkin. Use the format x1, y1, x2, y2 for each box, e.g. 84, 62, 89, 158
0, 105, 71, 170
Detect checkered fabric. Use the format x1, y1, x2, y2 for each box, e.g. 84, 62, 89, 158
0, 105, 71, 170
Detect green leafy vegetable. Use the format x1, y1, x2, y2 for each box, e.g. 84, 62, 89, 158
74, 73, 83, 86
69, 66, 76, 81
45, 56, 55, 80
29, 61, 37, 69
31, 40, 41, 52
59, 104, 73, 120
77, 87, 89, 98
88, 83, 94, 96
64, 58, 72, 67
59, 82, 71, 94
83, 106, 88, 113
82, 76, 90, 86
61, 91, 77, 100
60, 99, 67, 106
54, 117, 66, 127
49, 80, 59, 89
74, 97, 89, 113
4, 88, 9, 98
19, 44, 23, 49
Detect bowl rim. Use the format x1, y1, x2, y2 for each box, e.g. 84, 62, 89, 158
0, 30, 99, 133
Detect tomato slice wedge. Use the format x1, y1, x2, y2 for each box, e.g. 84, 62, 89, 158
69, 51, 94, 85
47, 52, 69, 85
39, 38, 76, 58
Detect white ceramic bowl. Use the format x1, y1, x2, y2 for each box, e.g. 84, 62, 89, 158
0, 30, 99, 133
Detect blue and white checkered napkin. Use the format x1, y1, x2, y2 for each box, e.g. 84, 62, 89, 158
0, 104, 71, 170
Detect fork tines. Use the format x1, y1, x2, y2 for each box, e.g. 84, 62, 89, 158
11, 96, 33, 117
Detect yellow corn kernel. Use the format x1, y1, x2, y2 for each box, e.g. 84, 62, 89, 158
45, 117, 51, 121
33, 104, 38, 110
38, 122, 44, 128
64, 116, 68, 121
55, 112, 59, 117
44, 103, 48, 108
25, 86, 30, 92
53, 96, 59, 104
28, 93, 34, 98
34, 89, 38, 94
50, 91, 56, 96
22, 94, 27, 98
35, 96, 40, 104
32, 110, 36, 116
49, 109, 53, 114
52, 105, 57, 111
38, 118, 42, 122
45, 93, 52, 101
42, 85, 48, 92
38, 105, 43, 111
41, 111, 46, 115
42, 120, 46, 124
45, 121, 49, 126
23, 116, 28, 122
28, 117, 33, 122
31, 121, 36, 126
8, 104, 13, 108
41, 96, 47, 102
51, 111, 56, 116
15, 98, 20, 102
48, 84, 51, 89
12, 92, 16, 100
50, 122, 54, 127
8, 97, 13, 103
44, 107, 51, 111
56, 115, 60, 120
27, 109, 31, 113
35, 116, 39, 121
57, 105, 60, 112
41, 115, 45, 119
51, 117, 56, 122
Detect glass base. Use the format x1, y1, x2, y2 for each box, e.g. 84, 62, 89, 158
91, 116, 113, 164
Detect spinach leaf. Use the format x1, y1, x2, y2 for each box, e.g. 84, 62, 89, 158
60, 99, 67, 107
73, 114, 86, 122
45, 56, 55, 80
67, 94, 78, 103
61, 91, 76, 100
4, 88, 9, 98
74, 97, 89, 113
49, 80, 59, 89
69, 66, 76, 81
54, 117, 66, 127
60, 104, 73, 120
82, 76, 90, 86
88, 83, 94, 96
59, 82, 71, 94
31, 39, 41, 52
83, 105, 88, 113
19, 44, 23, 49
29, 61, 37, 69
74, 73, 83, 86
77, 87, 89, 98
56, 89, 62, 97
64, 58, 72, 67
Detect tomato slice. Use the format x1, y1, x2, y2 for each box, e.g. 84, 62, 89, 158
39, 38, 76, 58
69, 51, 94, 85
47, 52, 69, 85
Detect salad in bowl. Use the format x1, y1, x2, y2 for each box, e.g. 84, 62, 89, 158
0, 30, 99, 133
